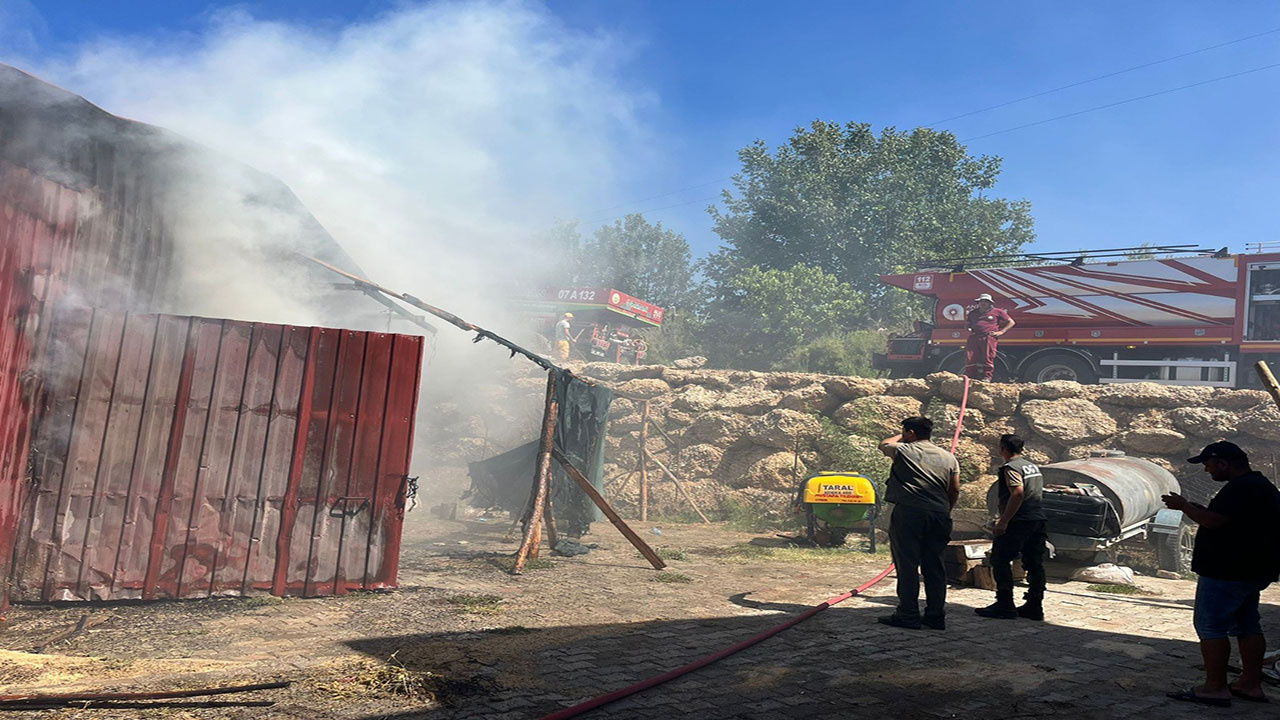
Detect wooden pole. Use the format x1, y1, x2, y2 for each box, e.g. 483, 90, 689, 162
513, 372, 559, 573
1256, 360, 1280, 409
543, 480, 559, 550
639, 400, 650, 522
552, 449, 666, 570
647, 455, 712, 524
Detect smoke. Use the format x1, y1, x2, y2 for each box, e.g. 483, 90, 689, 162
5, 1, 654, 489
13, 0, 649, 330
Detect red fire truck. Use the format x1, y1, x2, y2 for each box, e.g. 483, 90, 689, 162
873, 246, 1280, 387
512, 287, 665, 365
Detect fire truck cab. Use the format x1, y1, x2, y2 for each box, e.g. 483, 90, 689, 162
512, 287, 665, 365
874, 247, 1280, 388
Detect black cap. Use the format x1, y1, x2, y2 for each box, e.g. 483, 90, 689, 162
1187, 441, 1248, 465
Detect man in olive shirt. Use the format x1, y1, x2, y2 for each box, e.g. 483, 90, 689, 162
1162, 441, 1280, 707
877, 416, 960, 630
976, 434, 1047, 621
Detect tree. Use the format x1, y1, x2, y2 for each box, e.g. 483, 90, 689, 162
700, 263, 862, 370
572, 214, 697, 310
706, 121, 1034, 329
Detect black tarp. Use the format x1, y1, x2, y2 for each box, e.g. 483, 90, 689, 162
466, 369, 612, 536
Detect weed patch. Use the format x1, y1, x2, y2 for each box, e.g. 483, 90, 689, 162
491, 556, 557, 572
653, 571, 693, 583
444, 593, 505, 614
698, 542, 867, 565
1086, 584, 1153, 596
656, 547, 689, 561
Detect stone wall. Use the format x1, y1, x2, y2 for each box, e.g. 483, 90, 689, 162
422, 360, 1280, 522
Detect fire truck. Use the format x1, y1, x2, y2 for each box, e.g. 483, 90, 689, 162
873, 245, 1280, 388
512, 287, 665, 365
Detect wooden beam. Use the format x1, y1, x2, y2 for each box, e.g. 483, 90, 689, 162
639, 400, 650, 522
513, 372, 558, 573
552, 449, 666, 570
1256, 360, 1280, 410
648, 454, 712, 524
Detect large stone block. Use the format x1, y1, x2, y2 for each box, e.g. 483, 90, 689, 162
1168, 407, 1238, 438
740, 450, 808, 493
1095, 382, 1216, 409
686, 412, 750, 447
822, 376, 890, 400
744, 409, 824, 450
937, 376, 1021, 415
777, 383, 842, 415
886, 377, 931, 398
671, 385, 723, 413
832, 395, 924, 438
958, 474, 997, 510
716, 385, 783, 415
1214, 388, 1271, 410
1021, 398, 1117, 445
671, 443, 725, 480
616, 377, 670, 399
1020, 380, 1085, 400
1119, 427, 1189, 455
1237, 403, 1280, 442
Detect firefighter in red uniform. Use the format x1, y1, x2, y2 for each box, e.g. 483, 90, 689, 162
965, 293, 1014, 381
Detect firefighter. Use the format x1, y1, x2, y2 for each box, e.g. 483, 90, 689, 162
965, 293, 1014, 381
554, 312, 574, 362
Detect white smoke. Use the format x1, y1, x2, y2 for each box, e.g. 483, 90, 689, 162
12, 0, 650, 332
5, 1, 656, 493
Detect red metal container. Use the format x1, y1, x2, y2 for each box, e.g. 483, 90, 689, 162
1, 152, 425, 607
8, 309, 422, 601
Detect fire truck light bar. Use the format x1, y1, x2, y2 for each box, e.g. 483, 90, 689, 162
914, 245, 1226, 271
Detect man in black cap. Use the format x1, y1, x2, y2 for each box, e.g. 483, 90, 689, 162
1162, 441, 1280, 707
976, 434, 1047, 621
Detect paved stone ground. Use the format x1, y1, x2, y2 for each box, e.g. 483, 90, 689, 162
364, 579, 1279, 720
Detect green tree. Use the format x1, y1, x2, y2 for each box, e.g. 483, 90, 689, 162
574, 214, 696, 310
701, 263, 862, 370
706, 121, 1034, 329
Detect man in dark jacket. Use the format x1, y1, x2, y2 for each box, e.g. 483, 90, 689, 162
1162, 441, 1280, 707
877, 416, 960, 630
976, 434, 1047, 620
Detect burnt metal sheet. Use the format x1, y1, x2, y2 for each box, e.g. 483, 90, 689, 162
8, 308, 423, 602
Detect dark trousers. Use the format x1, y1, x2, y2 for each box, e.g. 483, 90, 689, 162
991, 518, 1047, 604
889, 505, 953, 621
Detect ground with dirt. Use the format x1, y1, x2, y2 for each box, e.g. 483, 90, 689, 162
1, 511, 1277, 719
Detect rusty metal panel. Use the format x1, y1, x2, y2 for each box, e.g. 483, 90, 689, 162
7, 310, 423, 603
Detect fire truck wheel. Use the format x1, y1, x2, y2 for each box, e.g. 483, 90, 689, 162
1020, 353, 1098, 384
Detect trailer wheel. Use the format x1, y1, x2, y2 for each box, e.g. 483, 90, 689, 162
1021, 353, 1098, 384
1156, 523, 1195, 575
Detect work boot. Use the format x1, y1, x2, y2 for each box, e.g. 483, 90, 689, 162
974, 601, 1018, 619
921, 615, 946, 631
1016, 603, 1044, 621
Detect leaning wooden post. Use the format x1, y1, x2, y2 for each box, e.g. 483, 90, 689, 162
639, 400, 650, 522
1256, 360, 1280, 409
552, 449, 667, 570
513, 371, 559, 573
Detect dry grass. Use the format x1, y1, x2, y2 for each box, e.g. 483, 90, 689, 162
491, 556, 557, 572
312, 654, 439, 702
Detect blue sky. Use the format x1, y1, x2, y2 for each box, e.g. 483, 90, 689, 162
5, 0, 1279, 261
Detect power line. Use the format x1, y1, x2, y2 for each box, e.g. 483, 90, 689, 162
960, 61, 1280, 142
927, 26, 1280, 125
583, 30, 1280, 226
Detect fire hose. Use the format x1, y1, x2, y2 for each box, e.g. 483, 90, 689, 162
538, 376, 973, 720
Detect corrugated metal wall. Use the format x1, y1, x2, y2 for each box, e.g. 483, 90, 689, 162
8, 308, 422, 601
1, 113, 427, 607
